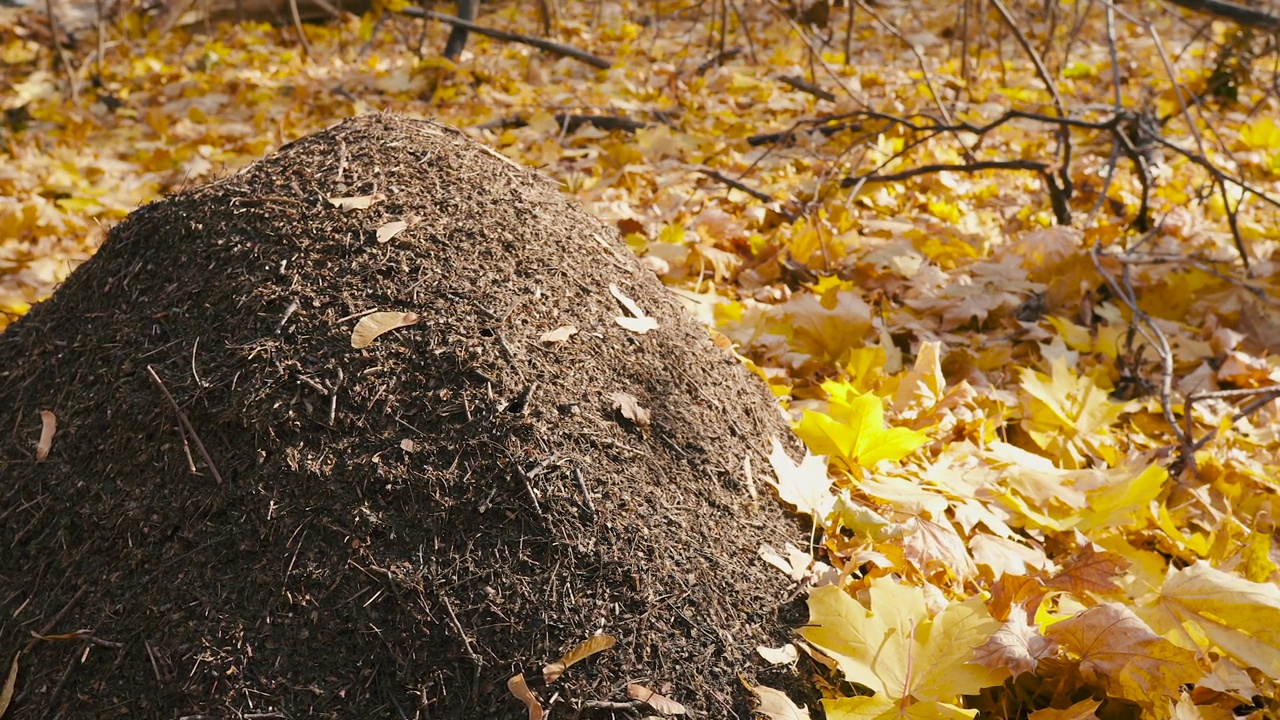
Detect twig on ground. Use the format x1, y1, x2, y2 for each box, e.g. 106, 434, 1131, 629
990, 0, 1074, 211
440, 596, 484, 667
775, 74, 836, 101
288, 0, 312, 58
147, 365, 224, 485
1090, 242, 1192, 471
700, 169, 799, 221
846, 159, 1072, 224
44, 0, 79, 101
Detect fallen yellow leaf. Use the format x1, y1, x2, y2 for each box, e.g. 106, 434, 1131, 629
543, 634, 616, 683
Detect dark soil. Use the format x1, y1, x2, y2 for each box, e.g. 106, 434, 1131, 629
0, 114, 814, 719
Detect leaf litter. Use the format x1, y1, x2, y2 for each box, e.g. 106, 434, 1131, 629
2, 1, 1280, 718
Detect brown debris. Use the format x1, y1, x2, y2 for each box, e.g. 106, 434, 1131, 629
0, 114, 812, 718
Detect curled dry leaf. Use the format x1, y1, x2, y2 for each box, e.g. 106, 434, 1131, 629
35, 409, 56, 462
609, 283, 647, 318
609, 283, 660, 333
506, 673, 544, 720
375, 219, 411, 243
757, 643, 800, 665
539, 325, 579, 343
327, 192, 386, 211
750, 684, 811, 720
609, 392, 651, 429
626, 683, 687, 715
543, 634, 617, 683
351, 312, 421, 349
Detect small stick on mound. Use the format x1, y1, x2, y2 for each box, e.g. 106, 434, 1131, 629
147, 365, 223, 485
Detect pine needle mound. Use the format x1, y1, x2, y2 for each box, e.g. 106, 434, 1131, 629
0, 114, 812, 718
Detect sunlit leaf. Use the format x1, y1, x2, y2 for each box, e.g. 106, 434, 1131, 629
327, 192, 386, 210
539, 325, 578, 343
543, 634, 616, 683
801, 578, 1007, 706
506, 674, 543, 720
351, 311, 421, 349
1047, 603, 1202, 713
767, 439, 834, 519
1144, 561, 1280, 677
609, 392, 651, 429
750, 684, 811, 720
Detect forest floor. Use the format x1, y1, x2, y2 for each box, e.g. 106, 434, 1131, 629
3, 1, 1280, 718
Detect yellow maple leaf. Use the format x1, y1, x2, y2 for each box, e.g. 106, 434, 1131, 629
824, 694, 977, 719
795, 383, 929, 473
767, 439, 835, 520
801, 578, 1008, 711
988, 443, 1168, 532
1017, 357, 1125, 468
1239, 117, 1280, 150
1141, 561, 1280, 678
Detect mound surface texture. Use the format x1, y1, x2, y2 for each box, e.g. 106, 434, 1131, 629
0, 114, 810, 718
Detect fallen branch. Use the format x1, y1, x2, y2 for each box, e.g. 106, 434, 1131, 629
775, 74, 836, 102
477, 114, 647, 134
748, 119, 863, 146
844, 159, 1072, 225
701, 169, 800, 222
399, 6, 612, 69
1164, 0, 1280, 32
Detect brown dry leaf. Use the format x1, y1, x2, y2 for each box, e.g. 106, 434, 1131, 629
0, 652, 16, 719
375, 218, 414, 243
327, 192, 386, 211
539, 325, 579, 343
988, 575, 1048, 623
626, 683, 687, 715
1046, 603, 1202, 713
35, 409, 55, 461
750, 683, 811, 720
609, 392, 651, 429
506, 673, 544, 720
543, 634, 616, 683
1044, 545, 1129, 597
351, 312, 420, 349
973, 611, 1056, 676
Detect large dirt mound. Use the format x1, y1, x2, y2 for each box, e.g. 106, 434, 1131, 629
0, 114, 812, 718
